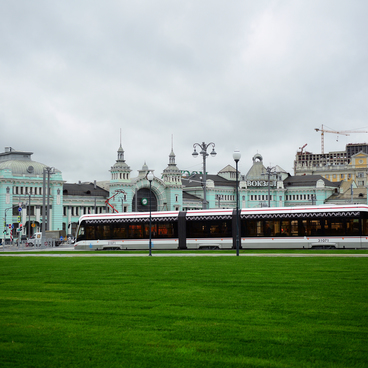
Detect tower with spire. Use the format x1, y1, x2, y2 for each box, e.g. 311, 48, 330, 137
162, 136, 182, 210
110, 132, 132, 182
162, 136, 182, 186
109, 132, 132, 212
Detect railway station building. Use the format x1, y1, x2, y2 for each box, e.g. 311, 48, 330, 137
1, 144, 367, 241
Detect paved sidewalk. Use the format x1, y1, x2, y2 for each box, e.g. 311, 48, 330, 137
0, 251, 367, 257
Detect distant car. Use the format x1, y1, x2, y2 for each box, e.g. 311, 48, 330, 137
27, 232, 42, 247
26, 234, 35, 247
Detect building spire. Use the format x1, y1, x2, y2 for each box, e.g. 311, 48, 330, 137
169, 134, 175, 165
117, 129, 125, 162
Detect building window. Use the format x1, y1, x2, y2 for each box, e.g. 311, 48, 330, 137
341, 174, 344, 179
357, 172, 364, 178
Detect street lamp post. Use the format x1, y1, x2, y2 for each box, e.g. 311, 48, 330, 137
233, 150, 241, 256
262, 166, 278, 207
27, 190, 32, 239
42, 167, 55, 246
147, 171, 154, 256
192, 142, 216, 209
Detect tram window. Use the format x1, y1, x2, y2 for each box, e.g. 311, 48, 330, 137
327, 220, 344, 236
77, 224, 86, 240
274, 221, 281, 236
245, 220, 257, 236
264, 221, 274, 236
111, 224, 127, 239
129, 225, 144, 238
157, 224, 168, 237
209, 221, 231, 237
151, 222, 177, 238
244, 220, 263, 236
309, 220, 322, 236
280, 220, 290, 236
361, 219, 368, 236
187, 220, 231, 238
290, 220, 298, 236
256, 221, 263, 236
156, 224, 168, 237
145, 224, 156, 238
300, 220, 308, 236
187, 221, 207, 238
94, 224, 110, 240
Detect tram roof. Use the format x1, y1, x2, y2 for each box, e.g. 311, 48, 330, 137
239, 204, 368, 215
78, 204, 368, 223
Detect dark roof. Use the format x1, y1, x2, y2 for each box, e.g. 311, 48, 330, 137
182, 174, 236, 188
63, 182, 109, 197
284, 175, 341, 188
183, 192, 202, 201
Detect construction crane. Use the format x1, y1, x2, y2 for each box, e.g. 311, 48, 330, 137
105, 190, 126, 213
315, 124, 368, 154
299, 143, 307, 154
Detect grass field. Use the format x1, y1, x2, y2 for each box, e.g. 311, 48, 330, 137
0, 255, 367, 367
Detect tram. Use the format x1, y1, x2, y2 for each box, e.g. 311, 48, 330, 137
74, 204, 368, 250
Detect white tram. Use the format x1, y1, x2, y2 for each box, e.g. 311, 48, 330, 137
74, 205, 368, 250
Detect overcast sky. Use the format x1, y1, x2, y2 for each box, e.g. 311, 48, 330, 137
1, 0, 368, 183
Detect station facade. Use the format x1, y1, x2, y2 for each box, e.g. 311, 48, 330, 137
1, 144, 367, 241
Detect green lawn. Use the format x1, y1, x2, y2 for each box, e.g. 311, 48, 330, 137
0, 256, 367, 367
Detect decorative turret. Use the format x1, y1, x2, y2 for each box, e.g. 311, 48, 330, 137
162, 138, 182, 186
138, 162, 151, 177
110, 144, 131, 181
245, 154, 266, 180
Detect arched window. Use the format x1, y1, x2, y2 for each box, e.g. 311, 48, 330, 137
132, 188, 158, 212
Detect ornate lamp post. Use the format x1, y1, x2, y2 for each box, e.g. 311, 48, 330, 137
147, 171, 154, 256
192, 142, 216, 209
233, 150, 241, 256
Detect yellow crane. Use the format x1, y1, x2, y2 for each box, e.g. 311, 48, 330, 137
315, 124, 368, 154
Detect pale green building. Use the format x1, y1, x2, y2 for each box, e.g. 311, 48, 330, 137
1, 146, 365, 244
